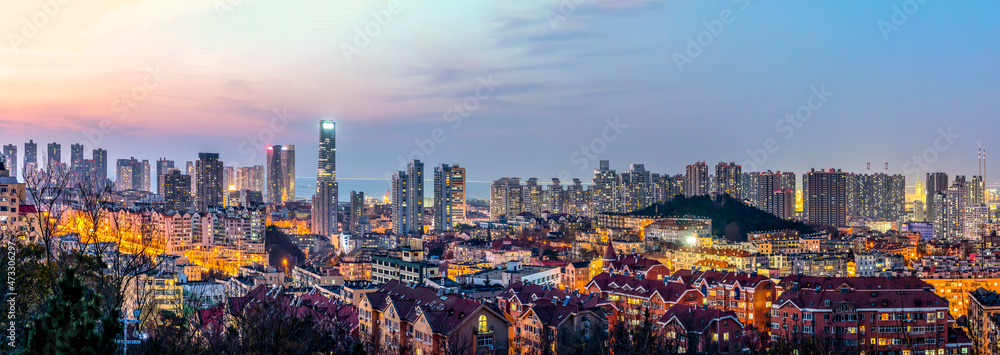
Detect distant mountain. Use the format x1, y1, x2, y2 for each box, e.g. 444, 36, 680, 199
628, 194, 816, 242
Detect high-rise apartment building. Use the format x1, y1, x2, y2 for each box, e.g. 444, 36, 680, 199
92, 148, 107, 181
803, 168, 847, 227
490, 177, 523, 221
195, 153, 224, 210
593, 160, 616, 213
1, 144, 16, 178
349, 191, 366, 234
925, 172, 949, 222
752, 171, 794, 219
449, 165, 466, 224
23, 140, 37, 176
162, 169, 191, 211
715, 162, 741, 198
235, 166, 265, 192
545, 178, 564, 214
969, 175, 986, 205
116, 157, 149, 191
684, 161, 708, 197
433, 164, 454, 231
156, 158, 175, 195
223, 166, 235, 190
523, 178, 543, 216
391, 160, 423, 235
46, 142, 61, 171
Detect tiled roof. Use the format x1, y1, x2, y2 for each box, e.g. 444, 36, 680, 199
658, 303, 742, 333
369, 280, 509, 336
588, 273, 698, 303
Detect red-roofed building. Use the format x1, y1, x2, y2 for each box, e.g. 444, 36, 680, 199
604, 254, 672, 281
496, 282, 613, 354
770, 276, 972, 354
658, 304, 744, 354
586, 272, 703, 324
358, 280, 512, 354
668, 270, 777, 330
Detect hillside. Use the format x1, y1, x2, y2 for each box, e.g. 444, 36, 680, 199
629, 195, 816, 242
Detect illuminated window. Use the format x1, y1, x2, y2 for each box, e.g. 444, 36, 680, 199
478, 315, 488, 334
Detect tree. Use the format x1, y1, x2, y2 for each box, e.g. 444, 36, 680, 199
21, 267, 121, 355
441, 329, 474, 355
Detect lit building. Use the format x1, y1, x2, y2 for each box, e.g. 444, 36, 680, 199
803, 168, 847, 227
195, 153, 224, 210
391, 160, 423, 235
266, 145, 295, 203
156, 158, 175, 195
926, 172, 950, 223
2, 144, 16, 178
162, 169, 191, 211
685, 161, 709, 197
433, 164, 454, 231
349, 191, 366, 234
116, 157, 149, 192
23, 140, 37, 177
449, 165, 466, 223
490, 177, 523, 221
313, 120, 338, 237
593, 160, 616, 213
715, 162, 742, 198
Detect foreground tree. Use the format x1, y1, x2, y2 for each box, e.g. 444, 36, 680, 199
21, 268, 121, 355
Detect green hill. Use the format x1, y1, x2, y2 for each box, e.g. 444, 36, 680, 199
629, 194, 815, 242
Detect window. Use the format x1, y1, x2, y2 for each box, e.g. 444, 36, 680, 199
804, 314, 813, 320
478, 315, 488, 334
477, 336, 494, 348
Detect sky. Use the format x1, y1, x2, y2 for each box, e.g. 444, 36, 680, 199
1, 0, 999, 199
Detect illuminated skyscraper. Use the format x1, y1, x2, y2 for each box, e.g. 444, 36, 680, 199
313, 121, 338, 236
266, 145, 296, 203
685, 161, 709, 197
195, 153, 224, 210
925, 172, 949, 223
116, 157, 146, 191
449, 165, 466, 223
163, 169, 191, 211
23, 140, 37, 176
156, 158, 175, 195
545, 178, 564, 214
92, 148, 107, 180
433, 164, 454, 231
803, 168, 847, 227
392, 160, 424, 235
490, 177, 523, 221
2, 144, 16, 178
715, 162, 742, 198
46, 142, 61, 171
349, 191, 366, 234
236, 166, 265, 192
593, 160, 616, 213
70, 143, 84, 183
523, 178, 543, 216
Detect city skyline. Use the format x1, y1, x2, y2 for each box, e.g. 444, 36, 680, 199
3, 2, 1000, 197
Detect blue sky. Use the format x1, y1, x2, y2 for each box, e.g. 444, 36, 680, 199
1, 0, 998, 199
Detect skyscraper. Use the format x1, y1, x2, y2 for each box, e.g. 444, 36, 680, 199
313, 121, 339, 236
195, 153, 224, 210
186, 161, 196, 201
433, 164, 454, 231
163, 169, 192, 211
391, 170, 409, 235
593, 160, 616, 213
266, 145, 296, 203
391, 161, 425, 235
523, 178, 543, 216
925, 172, 949, 222
489, 177, 523, 221
92, 148, 107, 180
449, 165, 466, 224
70, 143, 84, 170
545, 178, 564, 214
282, 145, 295, 201
803, 168, 848, 227
116, 157, 146, 191
156, 158, 175, 195
46, 142, 61, 168
23, 140, 37, 176
685, 161, 709, 197
715, 162, 742, 198
754, 171, 794, 219
1, 144, 16, 178
141, 159, 151, 192
349, 191, 366, 234
223, 166, 235, 190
